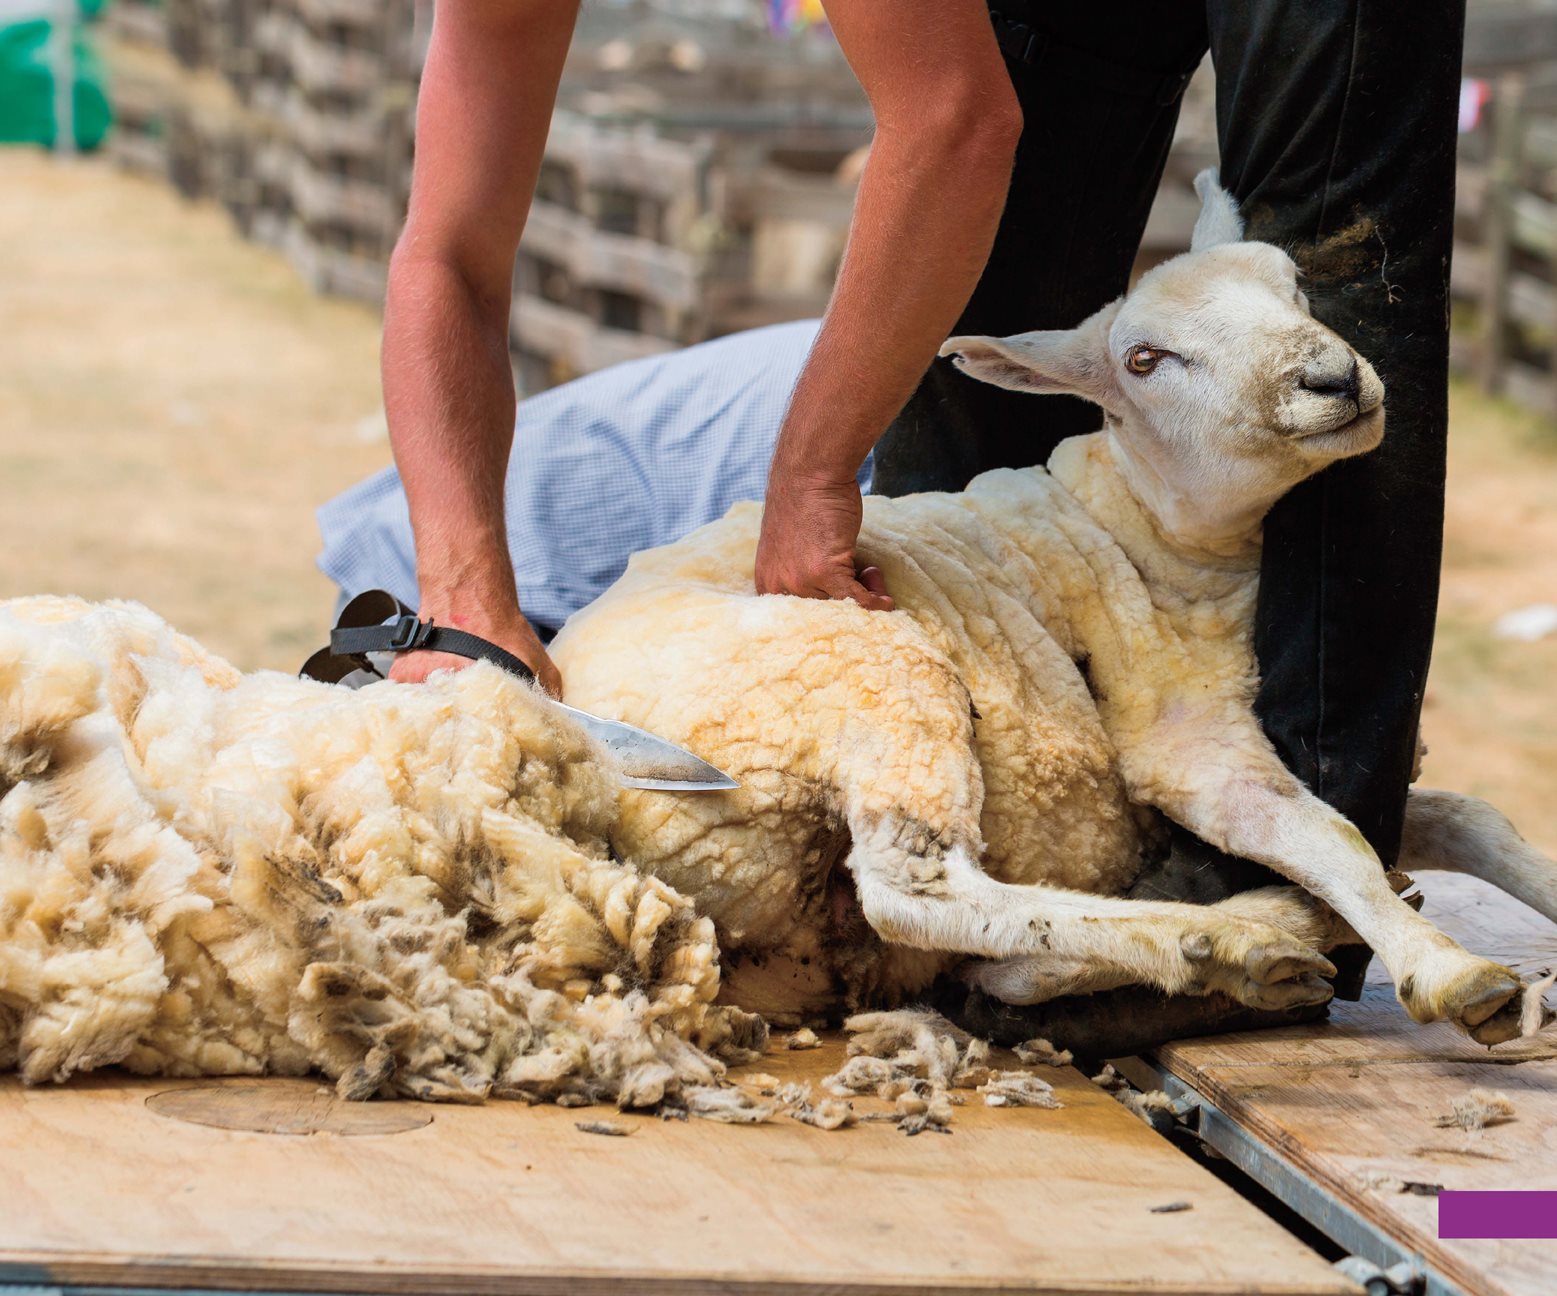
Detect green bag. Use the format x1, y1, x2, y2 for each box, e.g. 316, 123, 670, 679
0, 2, 111, 151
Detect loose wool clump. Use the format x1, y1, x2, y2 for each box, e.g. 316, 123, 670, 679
1434, 1088, 1517, 1132
818, 1008, 1063, 1132
0, 597, 764, 1105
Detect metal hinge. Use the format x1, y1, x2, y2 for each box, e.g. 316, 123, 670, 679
1335, 1254, 1427, 1296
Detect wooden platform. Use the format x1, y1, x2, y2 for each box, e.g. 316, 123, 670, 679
0, 1040, 1354, 1295
1153, 872, 1557, 1296
13, 880, 1546, 1294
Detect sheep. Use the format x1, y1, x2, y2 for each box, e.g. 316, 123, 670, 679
550, 171, 1556, 1047
2, 173, 1552, 1105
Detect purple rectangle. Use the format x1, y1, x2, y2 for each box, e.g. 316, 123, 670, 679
1440, 1191, 1557, 1239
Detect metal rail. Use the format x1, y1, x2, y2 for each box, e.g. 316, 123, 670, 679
1130, 1058, 1468, 1296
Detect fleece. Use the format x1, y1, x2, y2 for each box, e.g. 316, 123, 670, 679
0, 597, 763, 1102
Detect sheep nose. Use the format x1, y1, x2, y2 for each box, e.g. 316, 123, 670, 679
1301, 356, 1360, 401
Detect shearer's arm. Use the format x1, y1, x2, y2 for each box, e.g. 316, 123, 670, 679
381, 0, 579, 694
755, 0, 1021, 610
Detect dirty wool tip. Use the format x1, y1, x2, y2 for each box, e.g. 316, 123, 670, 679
1520, 968, 1556, 1037
1433, 1088, 1516, 1132
682, 1085, 777, 1124
976, 1071, 1062, 1109
1013, 1037, 1073, 1067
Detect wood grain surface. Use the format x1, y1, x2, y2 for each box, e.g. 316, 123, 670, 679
1157, 871, 1557, 1296
0, 1039, 1355, 1294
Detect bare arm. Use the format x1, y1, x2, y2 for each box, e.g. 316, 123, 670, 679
755, 0, 1021, 609
381, 0, 579, 693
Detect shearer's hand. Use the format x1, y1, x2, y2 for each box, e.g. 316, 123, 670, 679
387, 593, 563, 697
755, 474, 894, 612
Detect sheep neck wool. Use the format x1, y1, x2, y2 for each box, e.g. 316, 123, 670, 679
0, 596, 765, 1105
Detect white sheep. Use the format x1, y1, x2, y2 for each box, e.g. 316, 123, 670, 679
551, 172, 1555, 1045
2, 175, 1552, 1104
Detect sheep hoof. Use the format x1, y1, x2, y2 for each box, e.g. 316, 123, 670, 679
1468, 998, 1528, 1047
1402, 958, 1522, 1038
1456, 969, 1522, 1028
1194, 925, 1336, 1010
1245, 943, 1337, 988
1249, 973, 1335, 1011
1445, 963, 1523, 1041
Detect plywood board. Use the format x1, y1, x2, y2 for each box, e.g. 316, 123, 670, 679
1157, 871, 1557, 1296
0, 1039, 1355, 1295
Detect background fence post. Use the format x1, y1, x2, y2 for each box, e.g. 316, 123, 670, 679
1481, 72, 1525, 396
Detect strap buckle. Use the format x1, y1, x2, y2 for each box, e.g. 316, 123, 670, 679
386, 613, 434, 652
301, 589, 535, 688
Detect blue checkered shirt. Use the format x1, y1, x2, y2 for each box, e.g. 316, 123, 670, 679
317, 319, 868, 635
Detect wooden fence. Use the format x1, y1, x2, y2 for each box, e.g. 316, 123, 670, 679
106, 0, 425, 304
107, 5, 1557, 408
1452, 10, 1557, 417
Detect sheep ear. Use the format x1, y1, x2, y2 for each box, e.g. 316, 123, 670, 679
939, 301, 1121, 405
1191, 167, 1244, 251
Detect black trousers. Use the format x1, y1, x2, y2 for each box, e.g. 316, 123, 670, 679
878, 1, 1466, 1000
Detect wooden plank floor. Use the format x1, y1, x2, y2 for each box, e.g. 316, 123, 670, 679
0, 1038, 1355, 1295
1156, 871, 1557, 1296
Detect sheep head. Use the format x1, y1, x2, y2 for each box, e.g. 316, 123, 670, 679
939, 170, 1386, 553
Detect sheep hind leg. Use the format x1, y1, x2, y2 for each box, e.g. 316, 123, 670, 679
1402, 788, 1557, 925
846, 815, 1336, 1011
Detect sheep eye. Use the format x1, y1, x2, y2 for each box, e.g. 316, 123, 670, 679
1126, 346, 1162, 375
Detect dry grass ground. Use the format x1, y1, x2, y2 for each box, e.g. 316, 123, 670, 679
0, 150, 386, 669
2, 148, 1554, 855
1429, 392, 1557, 854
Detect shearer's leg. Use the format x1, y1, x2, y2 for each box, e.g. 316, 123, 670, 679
871, 1, 1208, 495
1133, 1, 1467, 1000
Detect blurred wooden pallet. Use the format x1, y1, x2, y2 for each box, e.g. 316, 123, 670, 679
105, 0, 421, 306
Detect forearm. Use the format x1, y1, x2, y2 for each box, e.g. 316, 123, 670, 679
771, 110, 1019, 490
372, 0, 576, 688
383, 250, 518, 616
755, 0, 1017, 608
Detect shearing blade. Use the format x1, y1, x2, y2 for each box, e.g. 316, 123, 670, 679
558, 704, 740, 792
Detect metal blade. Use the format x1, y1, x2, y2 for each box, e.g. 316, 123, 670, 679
558, 704, 740, 792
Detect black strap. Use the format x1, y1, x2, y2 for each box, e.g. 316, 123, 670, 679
988, 10, 1195, 107
300, 589, 535, 686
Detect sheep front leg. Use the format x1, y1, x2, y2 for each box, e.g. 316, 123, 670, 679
1146, 753, 1529, 1044
844, 815, 1336, 1010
